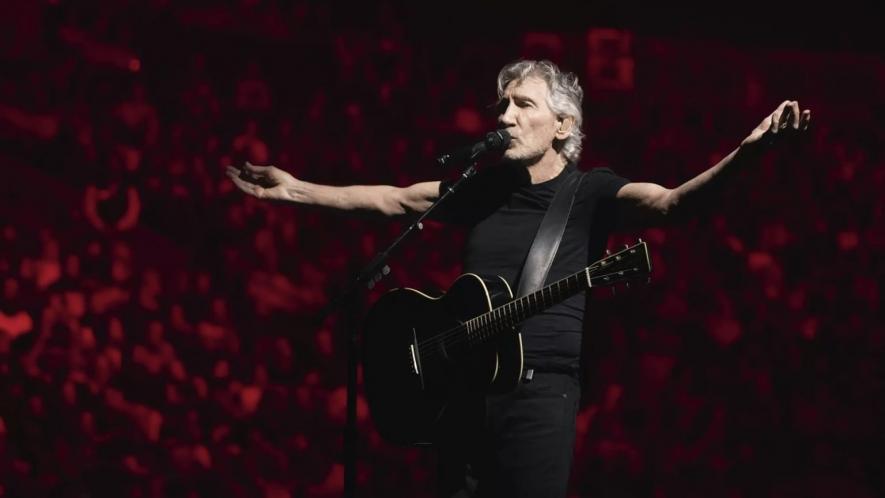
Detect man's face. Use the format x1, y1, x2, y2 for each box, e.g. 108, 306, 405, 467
496, 76, 563, 163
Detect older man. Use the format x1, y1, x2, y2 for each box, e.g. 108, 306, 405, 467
227, 59, 810, 497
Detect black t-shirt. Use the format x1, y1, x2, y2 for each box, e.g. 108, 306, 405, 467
433, 162, 630, 373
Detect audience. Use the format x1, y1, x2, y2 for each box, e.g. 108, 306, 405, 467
0, 2, 882, 497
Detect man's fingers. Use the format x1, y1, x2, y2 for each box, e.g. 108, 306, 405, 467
244, 161, 273, 172
227, 165, 258, 184
789, 101, 801, 129
778, 106, 794, 132
755, 101, 811, 147
800, 109, 811, 131
772, 100, 791, 134
228, 175, 263, 196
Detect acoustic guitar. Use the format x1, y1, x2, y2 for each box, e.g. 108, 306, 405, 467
363, 240, 651, 445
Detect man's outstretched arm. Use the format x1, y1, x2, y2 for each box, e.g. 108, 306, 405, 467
226, 162, 441, 217
615, 100, 811, 228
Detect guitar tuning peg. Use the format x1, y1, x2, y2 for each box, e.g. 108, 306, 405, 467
624, 282, 630, 289
623, 244, 629, 250
605, 249, 611, 255
638, 238, 643, 243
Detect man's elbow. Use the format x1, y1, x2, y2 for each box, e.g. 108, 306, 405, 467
662, 187, 707, 225
389, 184, 435, 218
655, 189, 684, 223
376, 187, 412, 217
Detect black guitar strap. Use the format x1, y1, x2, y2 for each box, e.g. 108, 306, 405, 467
515, 167, 585, 298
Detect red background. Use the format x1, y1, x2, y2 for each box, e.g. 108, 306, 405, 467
0, 1, 882, 497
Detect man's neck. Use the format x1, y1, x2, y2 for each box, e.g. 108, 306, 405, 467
525, 151, 568, 184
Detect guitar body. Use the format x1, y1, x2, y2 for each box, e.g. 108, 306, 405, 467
363, 273, 523, 445
362, 240, 652, 446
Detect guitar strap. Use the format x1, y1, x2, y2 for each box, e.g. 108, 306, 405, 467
515, 167, 585, 298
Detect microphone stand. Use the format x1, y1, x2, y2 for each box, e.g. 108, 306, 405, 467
317, 156, 483, 498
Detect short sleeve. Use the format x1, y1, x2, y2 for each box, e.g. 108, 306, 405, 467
578, 167, 630, 233
428, 163, 527, 226
583, 167, 630, 200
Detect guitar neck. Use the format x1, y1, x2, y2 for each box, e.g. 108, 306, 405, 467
464, 269, 588, 344
464, 241, 650, 345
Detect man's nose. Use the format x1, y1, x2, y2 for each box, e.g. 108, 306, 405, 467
498, 103, 516, 127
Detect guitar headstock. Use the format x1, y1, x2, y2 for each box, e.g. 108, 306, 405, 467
589, 240, 652, 288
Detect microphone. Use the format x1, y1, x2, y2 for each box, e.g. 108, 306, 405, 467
436, 130, 511, 167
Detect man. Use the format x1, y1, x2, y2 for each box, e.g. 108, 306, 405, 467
226, 60, 810, 497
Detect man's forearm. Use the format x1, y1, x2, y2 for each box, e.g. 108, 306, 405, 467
284, 180, 404, 215
667, 144, 761, 221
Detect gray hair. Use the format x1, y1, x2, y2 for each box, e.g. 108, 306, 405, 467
496, 59, 585, 163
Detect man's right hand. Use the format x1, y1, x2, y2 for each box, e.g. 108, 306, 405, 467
226, 161, 296, 201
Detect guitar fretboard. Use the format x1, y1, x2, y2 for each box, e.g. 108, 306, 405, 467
463, 243, 648, 346
464, 269, 590, 344
417, 241, 649, 352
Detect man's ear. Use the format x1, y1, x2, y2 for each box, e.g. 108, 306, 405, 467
555, 116, 575, 140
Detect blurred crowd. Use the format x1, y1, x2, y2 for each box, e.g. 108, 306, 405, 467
1, 1, 883, 497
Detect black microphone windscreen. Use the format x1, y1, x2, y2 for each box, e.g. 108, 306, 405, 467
485, 130, 511, 150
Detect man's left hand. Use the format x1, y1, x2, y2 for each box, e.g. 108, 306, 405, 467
741, 100, 811, 149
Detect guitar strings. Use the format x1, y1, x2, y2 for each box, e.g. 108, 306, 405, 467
415, 263, 619, 356
412, 284, 575, 369
414, 266, 640, 363
416, 271, 586, 354
408, 245, 646, 375
414, 263, 632, 361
